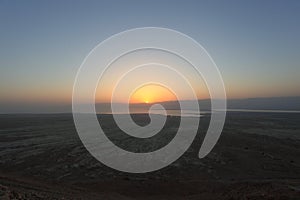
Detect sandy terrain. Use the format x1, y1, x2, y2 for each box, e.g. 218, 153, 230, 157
0, 112, 300, 199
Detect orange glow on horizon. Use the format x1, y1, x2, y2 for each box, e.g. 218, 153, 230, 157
130, 84, 177, 104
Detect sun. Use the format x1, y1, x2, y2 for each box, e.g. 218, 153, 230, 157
130, 84, 176, 104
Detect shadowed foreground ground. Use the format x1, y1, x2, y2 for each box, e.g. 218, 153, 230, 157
0, 112, 300, 199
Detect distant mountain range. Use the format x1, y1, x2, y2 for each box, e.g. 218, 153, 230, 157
1, 96, 300, 113
227, 96, 300, 111
96, 96, 300, 112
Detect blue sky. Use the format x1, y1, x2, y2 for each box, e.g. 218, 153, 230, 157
0, 0, 300, 111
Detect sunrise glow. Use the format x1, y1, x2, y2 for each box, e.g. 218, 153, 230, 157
130, 84, 176, 104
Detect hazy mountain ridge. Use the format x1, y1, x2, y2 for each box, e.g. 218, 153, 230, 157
227, 96, 300, 110
1, 96, 300, 113
124, 96, 300, 111
97, 96, 300, 112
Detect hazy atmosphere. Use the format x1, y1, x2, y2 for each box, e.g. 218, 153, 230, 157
1, 0, 300, 113
1, 1, 300, 199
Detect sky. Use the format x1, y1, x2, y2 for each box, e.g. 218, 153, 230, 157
0, 0, 300, 112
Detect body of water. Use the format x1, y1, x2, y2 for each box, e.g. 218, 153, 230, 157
100, 108, 300, 117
